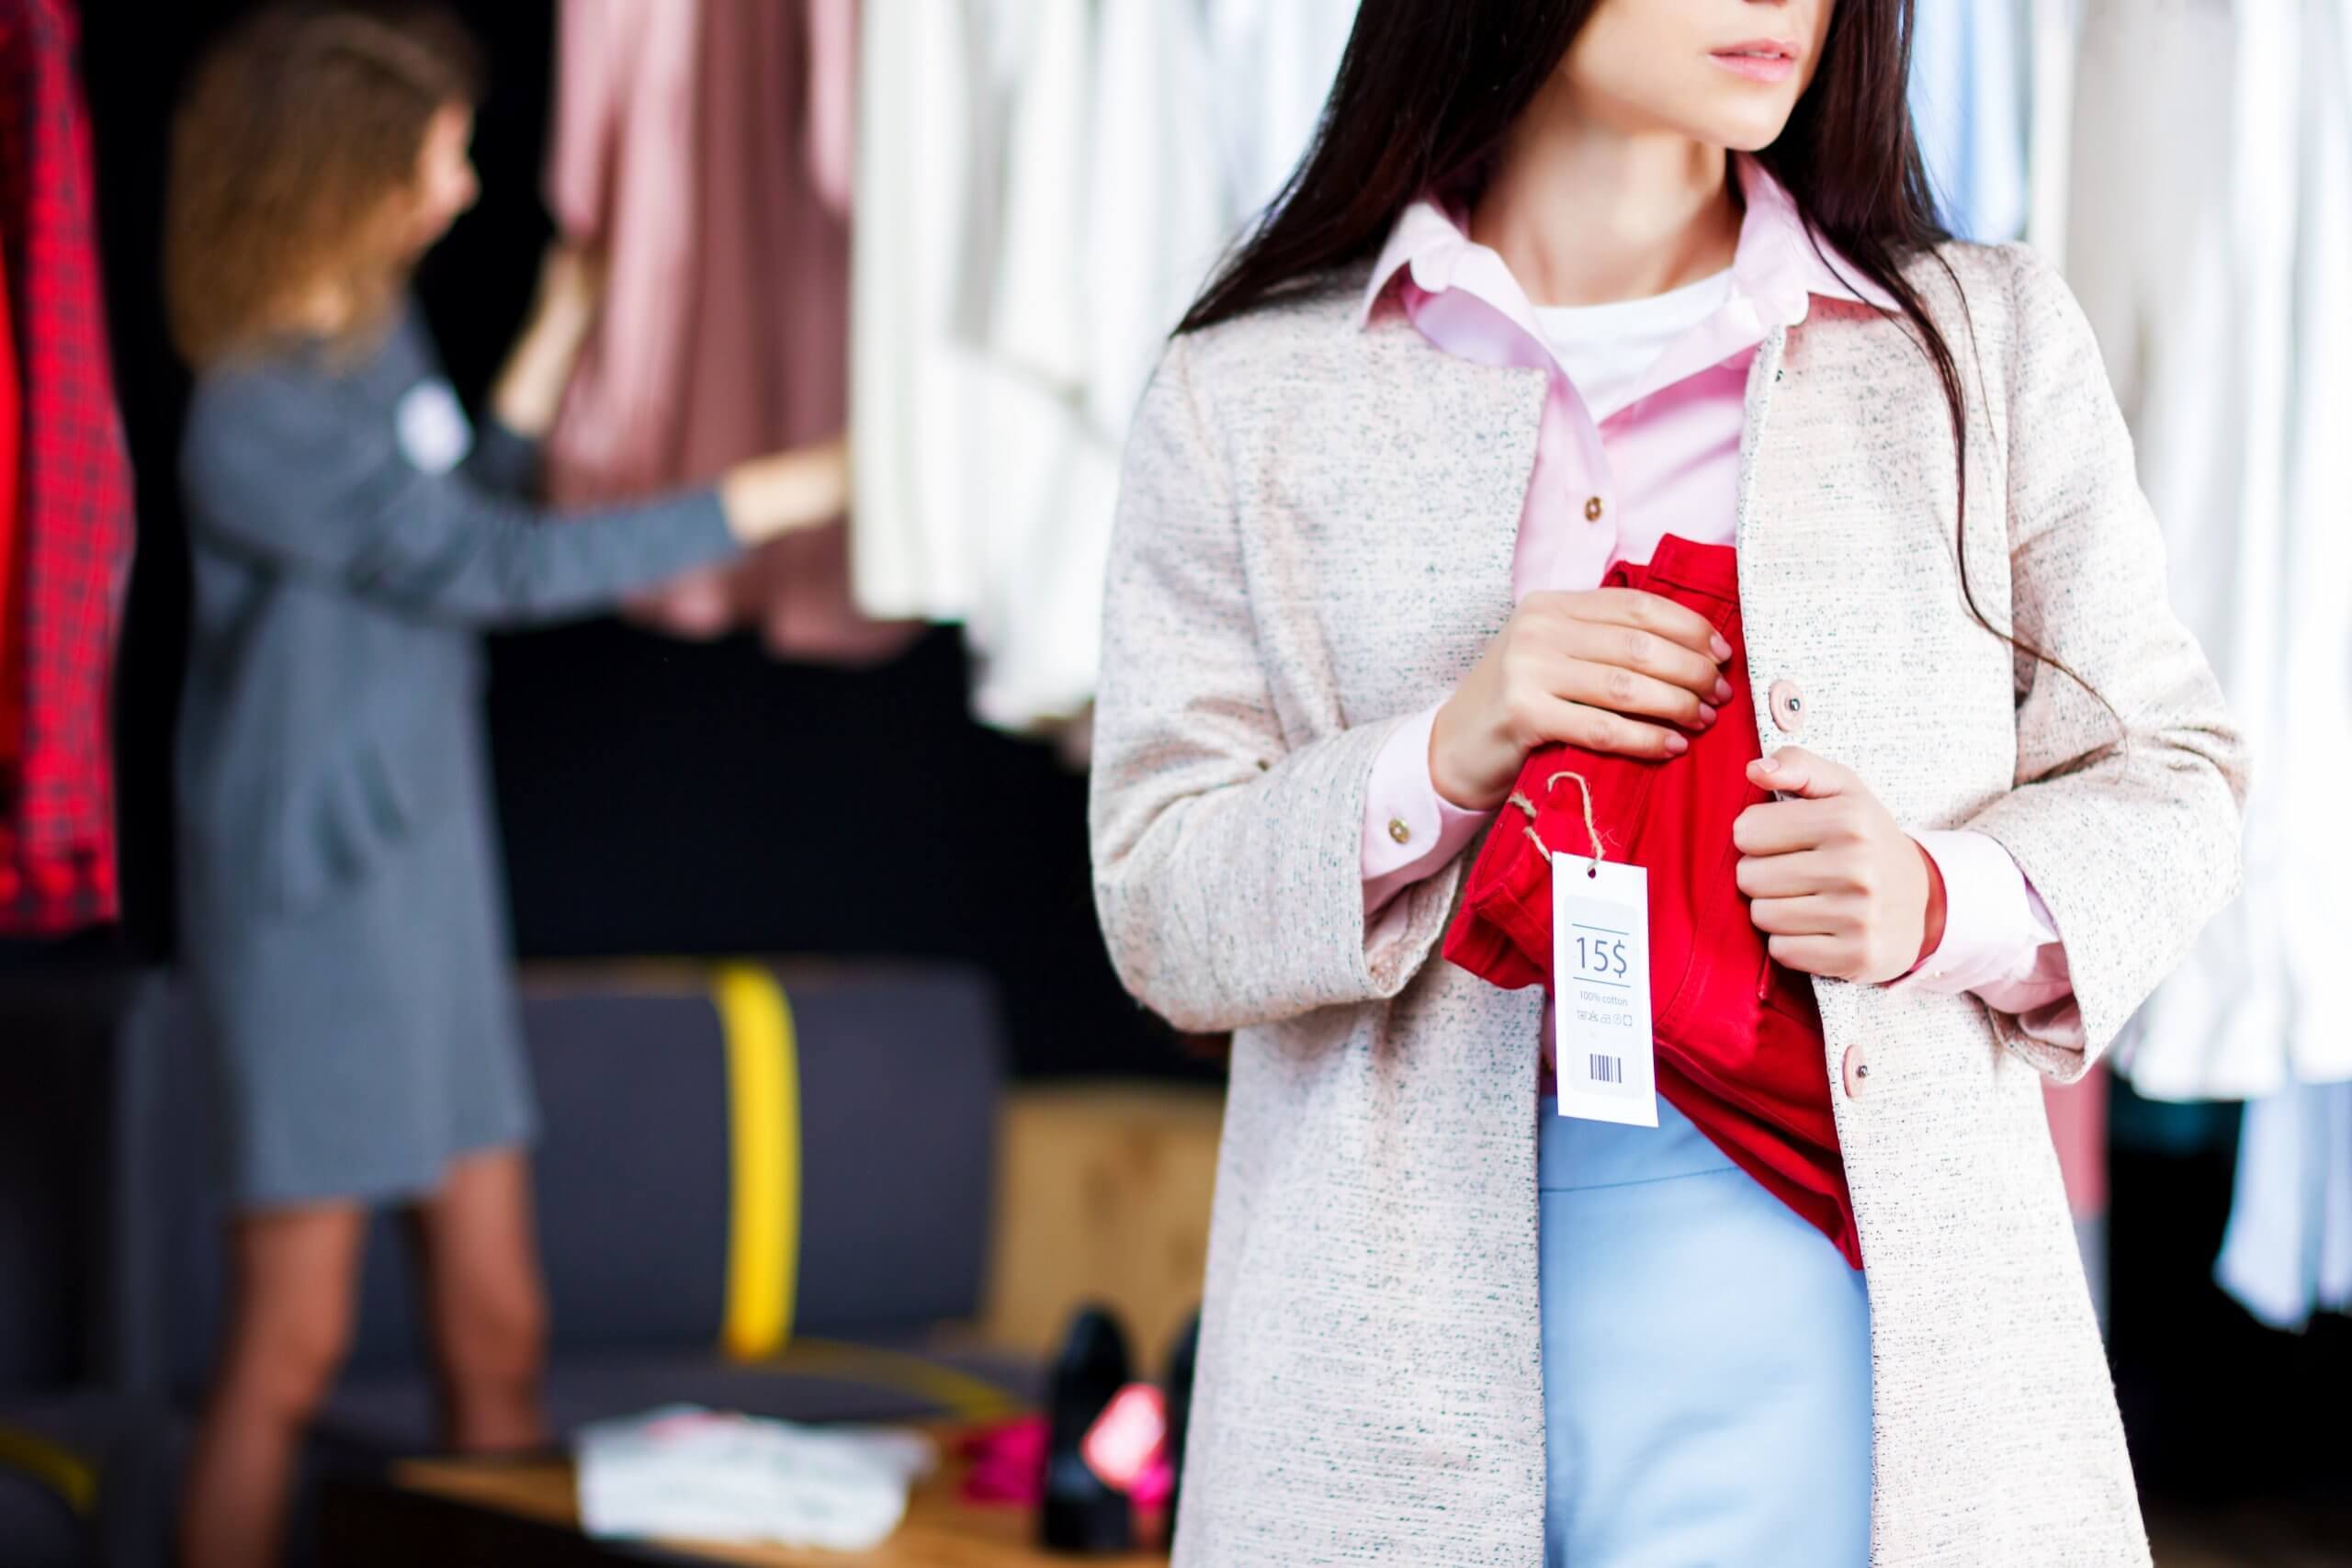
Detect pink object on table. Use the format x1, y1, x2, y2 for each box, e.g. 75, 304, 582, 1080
957, 1416, 1046, 1506
1354, 156, 2078, 1036
956, 1404, 1173, 1510
545, 0, 914, 665
1080, 1383, 1167, 1495
1128, 1457, 1173, 1510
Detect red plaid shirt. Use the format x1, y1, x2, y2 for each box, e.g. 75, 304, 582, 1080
0, 222, 20, 771
0, 0, 132, 933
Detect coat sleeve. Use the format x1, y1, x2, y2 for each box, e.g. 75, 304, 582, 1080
184, 370, 737, 628
1959, 246, 2248, 1077
1088, 336, 1465, 1032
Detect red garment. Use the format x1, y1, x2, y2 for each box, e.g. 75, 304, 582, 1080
0, 228, 21, 769
0, 0, 132, 933
1442, 537, 1859, 1267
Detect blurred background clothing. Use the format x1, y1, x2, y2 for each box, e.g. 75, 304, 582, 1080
2068, 0, 2352, 1106
847, 0, 1354, 737
545, 0, 911, 664
0, 0, 132, 937
2064, 0, 2352, 1337
1907, 0, 2029, 243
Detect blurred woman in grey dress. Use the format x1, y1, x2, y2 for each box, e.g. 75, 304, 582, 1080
163, 9, 850, 1564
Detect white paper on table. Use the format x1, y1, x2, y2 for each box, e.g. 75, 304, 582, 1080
576, 1405, 936, 1551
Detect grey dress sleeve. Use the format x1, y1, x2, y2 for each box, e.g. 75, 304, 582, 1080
458, 414, 543, 499
184, 365, 738, 628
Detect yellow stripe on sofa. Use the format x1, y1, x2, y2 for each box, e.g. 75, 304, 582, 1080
713, 963, 801, 1360
0, 1425, 96, 1517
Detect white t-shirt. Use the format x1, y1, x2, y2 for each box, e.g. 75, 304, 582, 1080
1532, 267, 1736, 423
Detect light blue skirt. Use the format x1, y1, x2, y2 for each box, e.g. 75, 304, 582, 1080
1539, 1096, 1873, 1566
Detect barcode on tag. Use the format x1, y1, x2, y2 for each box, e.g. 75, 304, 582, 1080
1588, 1054, 1622, 1085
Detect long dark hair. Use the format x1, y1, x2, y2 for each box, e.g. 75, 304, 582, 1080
1182, 0, 2089, 699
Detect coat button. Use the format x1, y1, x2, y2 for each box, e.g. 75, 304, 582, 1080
1841, 1044, 1871, 1100
1768, 678, 1806, 734
1584, 495, 1604, 522
1387, 818, 1413, 845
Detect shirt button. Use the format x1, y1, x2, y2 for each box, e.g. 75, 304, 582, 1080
1584, 495, 1604, 523
1768, 678, 1806, 734
1841, 1044, 1871, 1100
1388, 818, 1413, 846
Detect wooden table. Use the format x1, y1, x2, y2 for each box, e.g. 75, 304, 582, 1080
320, 1425, 1168, 1568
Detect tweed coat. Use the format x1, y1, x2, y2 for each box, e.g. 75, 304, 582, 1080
1089, 241, 2245, 1566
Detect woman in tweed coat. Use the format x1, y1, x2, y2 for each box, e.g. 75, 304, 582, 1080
1089, 2, 2245, 1563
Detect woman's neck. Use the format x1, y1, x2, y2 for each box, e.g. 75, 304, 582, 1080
1470, 78, 1740, 309
281, 278, 363, 341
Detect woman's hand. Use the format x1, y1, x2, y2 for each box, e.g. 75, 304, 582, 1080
1733, 747, 1948, 983
488, 242, 607, 438
718, 434, 851, 545
526, 242, 607, 334
1429, 589, 1735, 810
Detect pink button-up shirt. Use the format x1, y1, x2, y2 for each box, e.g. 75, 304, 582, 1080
1359, 158, 2077, 1026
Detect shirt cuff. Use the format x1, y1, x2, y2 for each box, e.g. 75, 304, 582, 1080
1363, 704, 1494, 919
1895, 829, 2068, 1001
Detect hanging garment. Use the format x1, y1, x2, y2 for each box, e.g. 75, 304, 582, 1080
846, 0, 983, 630
2022, 0, 2077, 261
957, 0, 1133, 733
545, 0, 912, 664
2071, 0, 2352, 1098
2215, 1082, 2352, 1331
965, 0, 1234, 732
850, 0, 1361, 734
852, 0, 1208, 732
1444, 539, 1858, 1269
0, 0, 132, 936
0, 235, 22, 773
1907, 0, 2030, 243
1201, 0, 1360, 230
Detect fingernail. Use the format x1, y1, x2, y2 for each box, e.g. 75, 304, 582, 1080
1711, 634, 1733, 661
1713, 676, 1734, 704
1697, 703, 1717, 725
1667, 732, 1690, 754
1755, 753, 1779, 774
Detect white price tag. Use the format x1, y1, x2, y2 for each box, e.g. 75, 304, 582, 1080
1552, 854, 1657, 1126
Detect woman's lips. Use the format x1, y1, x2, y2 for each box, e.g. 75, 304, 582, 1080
1709, 45, 1796, 84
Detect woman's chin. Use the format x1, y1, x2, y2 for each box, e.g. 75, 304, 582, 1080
1683, 103, 1801, 157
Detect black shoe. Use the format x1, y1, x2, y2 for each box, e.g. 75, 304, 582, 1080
1039, 1303, 1136, 1553
1162, 1310, 1201, 1544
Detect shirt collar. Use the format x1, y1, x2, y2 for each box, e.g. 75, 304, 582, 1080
1356, 154, 1896, 332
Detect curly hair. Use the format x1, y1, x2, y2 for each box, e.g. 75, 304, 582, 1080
164, 3, 483, 367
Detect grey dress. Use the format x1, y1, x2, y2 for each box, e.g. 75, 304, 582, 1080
175, 307, 739, 1206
